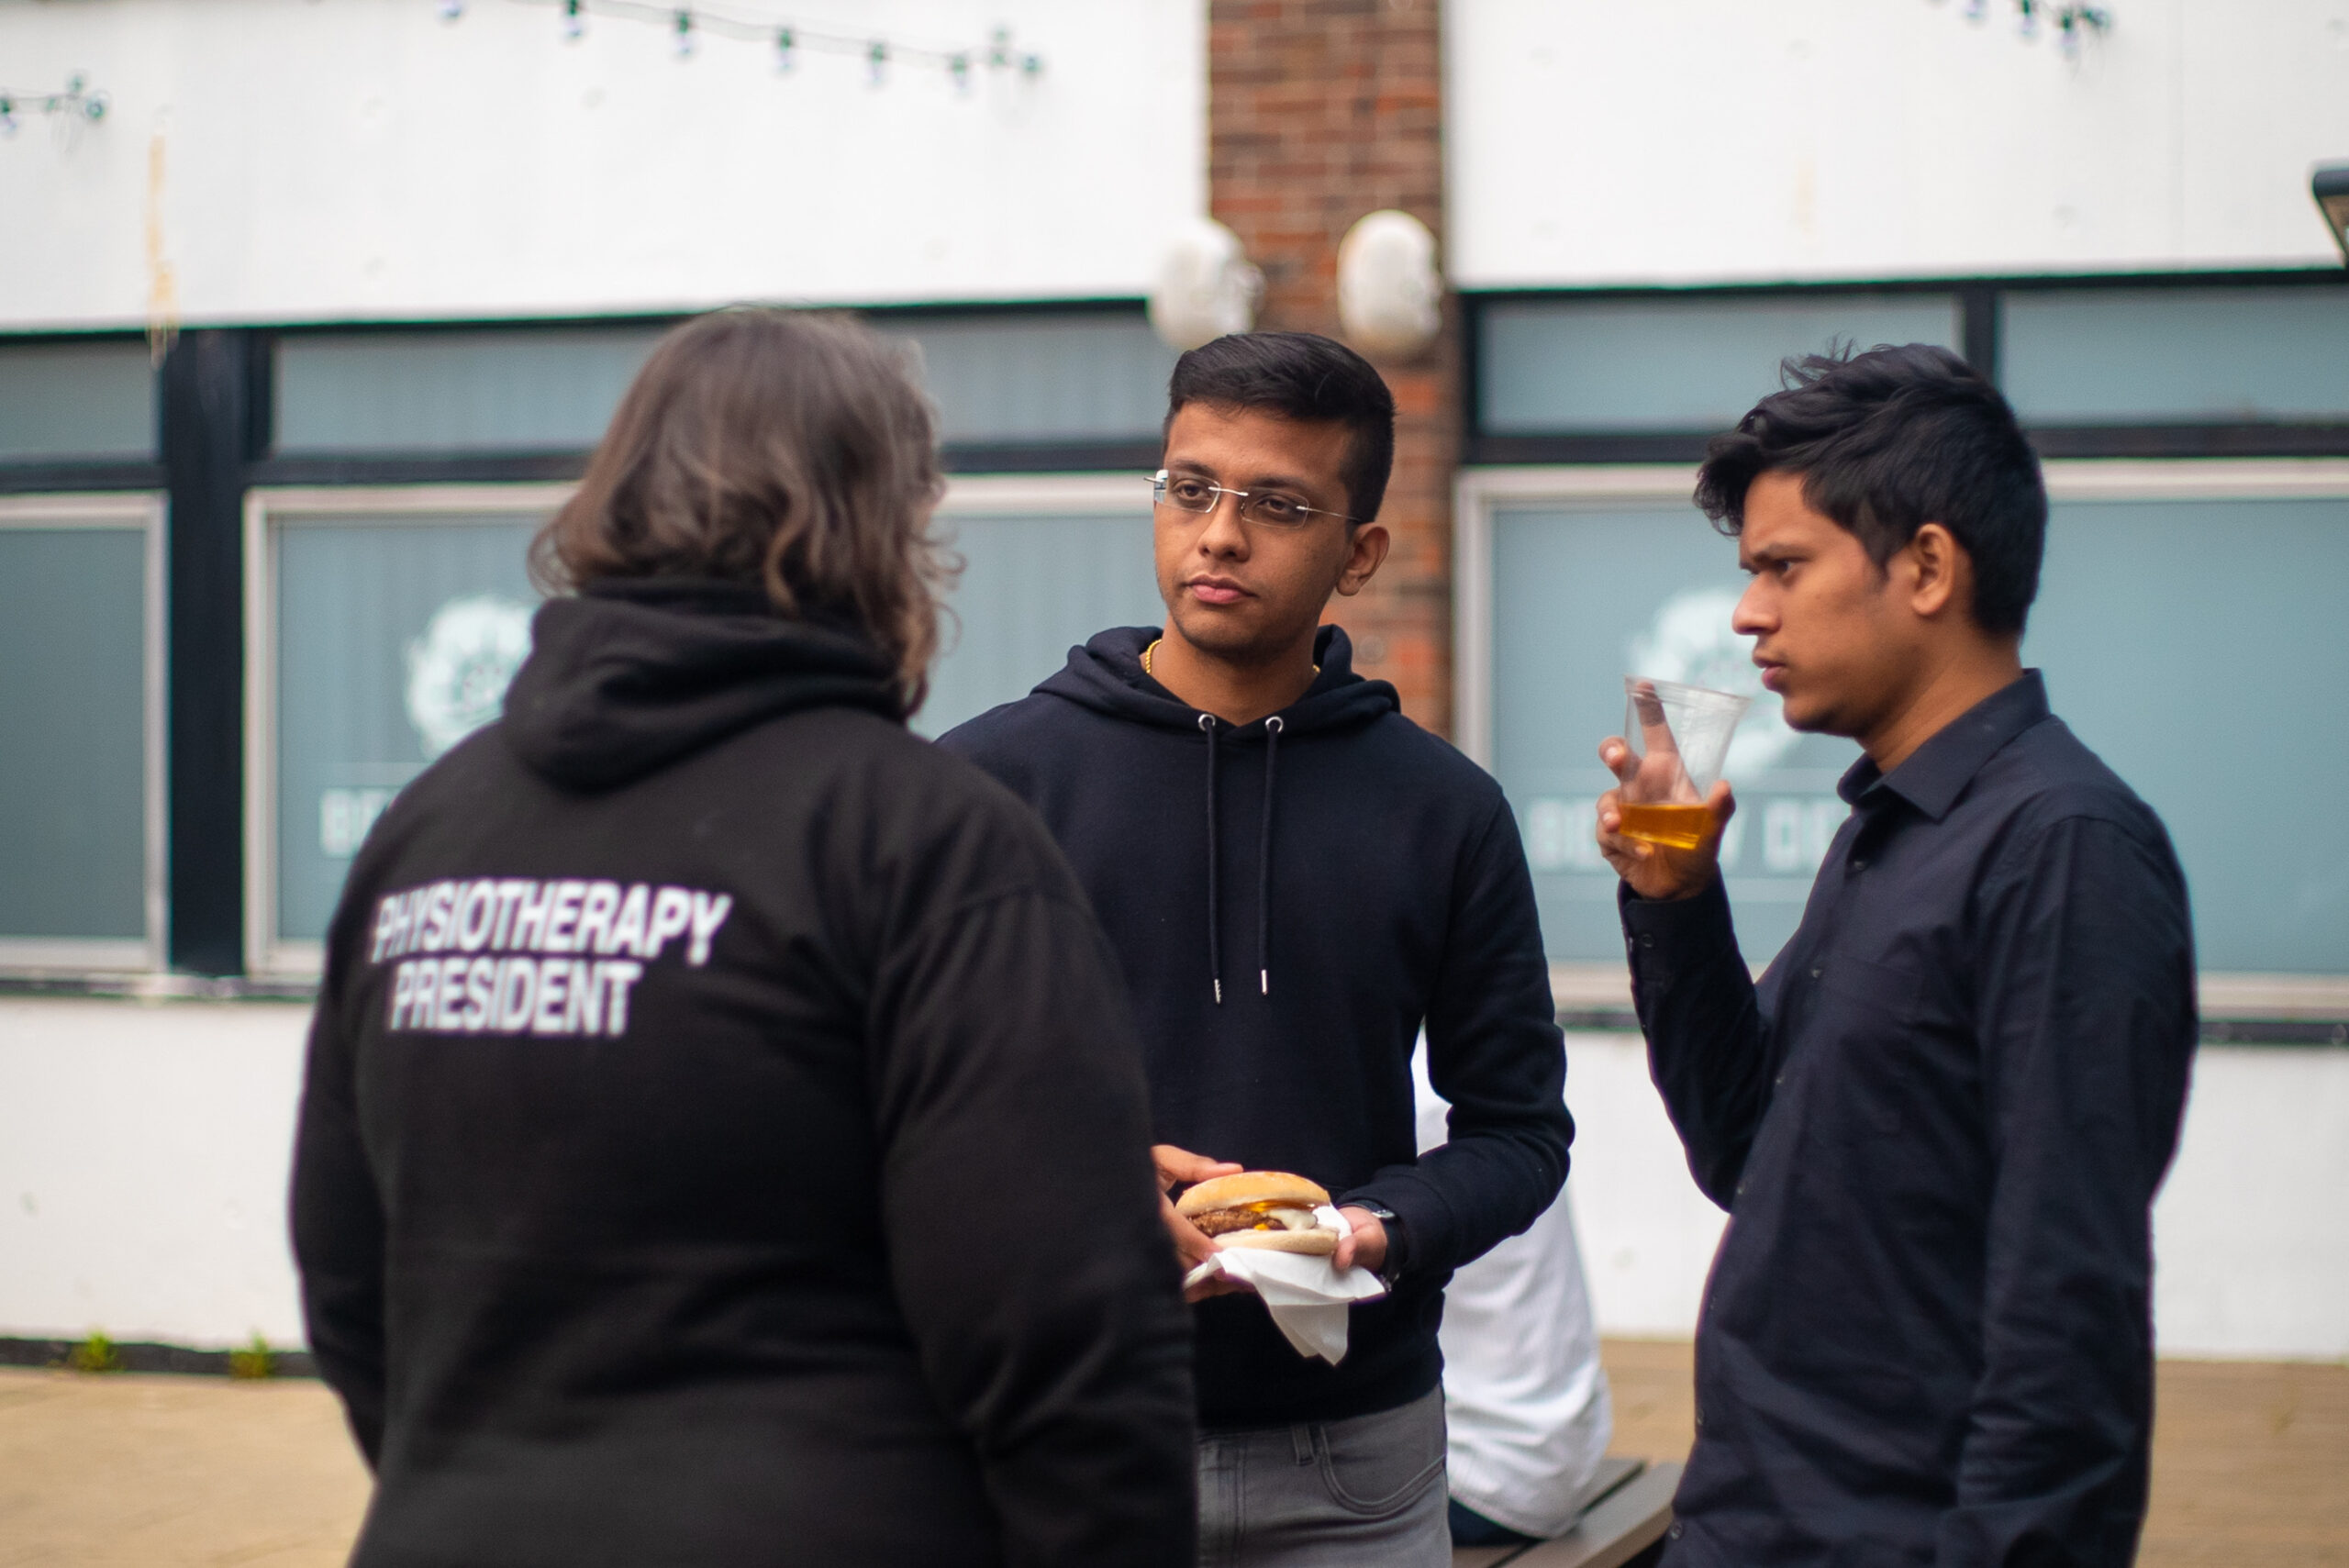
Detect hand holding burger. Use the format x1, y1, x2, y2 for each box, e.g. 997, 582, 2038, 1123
1152, 1148, 1390, 1301
1175, 1172, 1338, 1253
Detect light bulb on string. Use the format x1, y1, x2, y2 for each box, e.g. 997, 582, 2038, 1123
950, 52, 971, 93
867, 40, 886, 85
775, 27, 795, 72
674, 8, 695, 59
439, 0, 463, 19
988, 27, 1010, 69
1021, 53, 1041, 77
2016, 0, 2039, 38
1965, 0, 1987, 20
0, 97, 16, 137
561, 0, 583, 40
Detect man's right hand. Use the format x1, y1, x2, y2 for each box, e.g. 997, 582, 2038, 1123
1596, 737, 1738, 902
1152, 1144, 1251, 1303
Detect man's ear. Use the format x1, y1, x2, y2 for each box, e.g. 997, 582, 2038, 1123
1904, 523, 1970, 622
1334, 524, 1391, 598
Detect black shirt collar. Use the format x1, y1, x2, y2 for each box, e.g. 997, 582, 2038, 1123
1837, 671, 2052, 822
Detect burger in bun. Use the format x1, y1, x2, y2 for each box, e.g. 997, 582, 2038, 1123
1175, 1171, 1337, 1255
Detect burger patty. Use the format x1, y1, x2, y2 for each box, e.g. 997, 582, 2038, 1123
1192, 1206, 1315, 1238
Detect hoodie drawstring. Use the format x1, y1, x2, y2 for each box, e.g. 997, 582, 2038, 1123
1199, 713, 1223, 1005
1257, 717, 1282, 997
1200, 712, 1286, 1005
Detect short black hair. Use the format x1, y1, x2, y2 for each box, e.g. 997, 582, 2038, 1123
1164, 332, 1397, 524
1694, 343, 2047, 635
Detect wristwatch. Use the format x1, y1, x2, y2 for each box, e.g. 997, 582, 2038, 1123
1351, 1203, 1407, 1288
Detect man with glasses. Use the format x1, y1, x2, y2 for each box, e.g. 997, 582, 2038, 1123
941, 332, 1573, 1566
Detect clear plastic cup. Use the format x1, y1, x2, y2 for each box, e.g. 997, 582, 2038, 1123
1618, 677, 1753, 850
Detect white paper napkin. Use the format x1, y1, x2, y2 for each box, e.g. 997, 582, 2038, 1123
1182, 1206, 1388, 1364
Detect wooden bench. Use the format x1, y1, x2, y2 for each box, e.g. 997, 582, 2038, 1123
1452, 1456, 1681, 1568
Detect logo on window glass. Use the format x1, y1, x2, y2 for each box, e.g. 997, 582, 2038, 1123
1626, 586, 1798, 784
405, 595, 535, 760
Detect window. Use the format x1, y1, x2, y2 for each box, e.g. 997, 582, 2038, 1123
918, 476, 1162, 738
275, 329, 664, 455
2001, 285, 2349, 428
1457, 471, 1860, 988
1456, 462, 2349, 1015
0, 339, 156, 462
1477, 292, 1961, 437
245, 487, 556, 975
0, 495, 165, 971
873, 314, 1177, 449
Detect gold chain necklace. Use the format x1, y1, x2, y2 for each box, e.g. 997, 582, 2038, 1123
1142, 638, 1162, 677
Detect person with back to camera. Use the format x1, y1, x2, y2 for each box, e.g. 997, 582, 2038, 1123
1598, 344, 2196, 1566
941, 331, 1574, 1567
289, 308, 1196, 1568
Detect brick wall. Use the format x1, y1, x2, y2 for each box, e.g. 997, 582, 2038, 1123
1208, 0, 1457, 738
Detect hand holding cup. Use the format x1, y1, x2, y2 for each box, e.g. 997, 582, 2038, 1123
1597, 678, 1749, 901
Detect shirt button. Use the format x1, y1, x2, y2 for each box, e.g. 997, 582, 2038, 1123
1669, 1522, 1686, 1540
1852, 858, 1867, 872
1638, 933, 1655, 950
1810, 967, 1822, 979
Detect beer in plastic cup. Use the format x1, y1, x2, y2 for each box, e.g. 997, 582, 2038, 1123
1618, 677, 1752, 850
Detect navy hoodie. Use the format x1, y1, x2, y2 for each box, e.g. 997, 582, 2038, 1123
292, 580, 1195, 1568
941, 625, 1572, 1428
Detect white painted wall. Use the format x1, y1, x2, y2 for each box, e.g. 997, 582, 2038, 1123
0, 998, 314, 1350
5, 999, 2343, 1360
0, 0, 1203, 331
1564, 1031, 2349, 1359
1447, 0, 2349, 287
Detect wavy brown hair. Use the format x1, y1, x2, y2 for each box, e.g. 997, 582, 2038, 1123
531, 308, 953, 711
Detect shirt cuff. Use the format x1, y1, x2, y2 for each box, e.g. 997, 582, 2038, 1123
1618, 876, 1736, 989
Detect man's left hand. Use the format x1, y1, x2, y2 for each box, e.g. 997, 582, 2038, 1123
1332, 1207, 1387, 1276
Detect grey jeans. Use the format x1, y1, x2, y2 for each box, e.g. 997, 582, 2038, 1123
1195, 1385, 1450, 1568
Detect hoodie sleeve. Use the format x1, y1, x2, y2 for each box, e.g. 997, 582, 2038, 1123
290, 885, 390, 1468
863, 867, 1196, 1568
1342, 795, 1573, 1278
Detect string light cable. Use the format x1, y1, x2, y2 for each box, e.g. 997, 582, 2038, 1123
1945, 0, 2113, 59
0, 72, 108, 135
439, 0, 1042, 85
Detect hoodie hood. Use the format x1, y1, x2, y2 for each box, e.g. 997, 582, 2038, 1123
1035, 624, 1399, 736
501, 577, 903, 791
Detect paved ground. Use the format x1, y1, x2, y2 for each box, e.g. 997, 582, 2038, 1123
0, 1342, 2341, 1564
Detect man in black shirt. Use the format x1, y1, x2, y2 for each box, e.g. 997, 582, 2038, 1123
1597, 345, 2196, 1567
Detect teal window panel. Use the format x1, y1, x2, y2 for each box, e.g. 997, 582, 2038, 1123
0, 528, 150, 940
273, 516, 544, 943
2025, 495, 2349, 973
878, 314, 1178, 445
1480, 295, 1961, 434
1488, 501, 1860, 970
0, 340, 155, 462
274, 312, 1174, 457
914, 508, 1162, 738
1486, 492, 2349, 978
2000, 287, 2349, 425
274, 330, 665, 454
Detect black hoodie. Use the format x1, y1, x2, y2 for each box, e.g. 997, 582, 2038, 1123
292, 579, 1195, 1568
940, 626, 1571, 1429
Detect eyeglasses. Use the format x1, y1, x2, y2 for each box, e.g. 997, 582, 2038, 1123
1152, 469, 1357, 530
